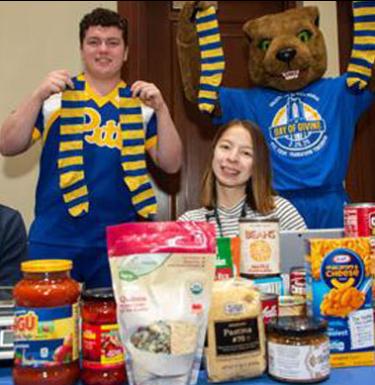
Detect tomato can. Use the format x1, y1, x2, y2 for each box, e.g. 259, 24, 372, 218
344, 203, 375, 237
261, 293, 278, 325
239, 218, 280, 277
290, 266, 306, 296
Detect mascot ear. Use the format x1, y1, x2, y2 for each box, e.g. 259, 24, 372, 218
303, 6, 320, 27
242, 19, 255, 44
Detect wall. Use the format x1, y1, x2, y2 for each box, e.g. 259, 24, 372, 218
0, 1, 116, 228
303, 1, 339, 77
0, 1, 338, 229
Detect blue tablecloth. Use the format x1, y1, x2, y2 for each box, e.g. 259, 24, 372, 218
1, 363, 374, 385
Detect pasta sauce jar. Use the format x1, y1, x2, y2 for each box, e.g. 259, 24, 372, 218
267, 317, 330, 383
81, 288, 126, 385
13, 260, 80, 385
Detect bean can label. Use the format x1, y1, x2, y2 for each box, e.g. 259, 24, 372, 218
344, 203, 375, 237
239, 218, 280, 276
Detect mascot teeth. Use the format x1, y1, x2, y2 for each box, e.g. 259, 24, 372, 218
282, 70, 300, 80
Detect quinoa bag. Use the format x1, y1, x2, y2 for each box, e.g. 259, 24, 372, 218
107, 221, 216, 385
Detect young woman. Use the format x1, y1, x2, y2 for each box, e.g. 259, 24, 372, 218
179, 119, 306, 237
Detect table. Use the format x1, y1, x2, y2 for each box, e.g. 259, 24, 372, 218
0, 362, 374, 385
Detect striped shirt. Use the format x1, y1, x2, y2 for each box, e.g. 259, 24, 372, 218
178, 196, 306, 238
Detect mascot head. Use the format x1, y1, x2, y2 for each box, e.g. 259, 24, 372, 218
243, 7, 327, 91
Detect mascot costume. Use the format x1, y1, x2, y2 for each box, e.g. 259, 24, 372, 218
177, 1, 375, 229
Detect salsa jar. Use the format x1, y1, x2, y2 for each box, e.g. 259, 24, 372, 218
267, 317, 330, 383
13, 259, 80, 385
81, 288, 126, 385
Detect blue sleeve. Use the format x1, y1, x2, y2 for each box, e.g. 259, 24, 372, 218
34, 108, 44, 136
342, 74, 375, 123
146, 113, 157, 140
212, 87, 257, 126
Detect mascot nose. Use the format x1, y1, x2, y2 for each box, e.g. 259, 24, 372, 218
276, 48, 297, 63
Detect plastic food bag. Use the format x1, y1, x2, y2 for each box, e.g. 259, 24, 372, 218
107, 221, 216, 385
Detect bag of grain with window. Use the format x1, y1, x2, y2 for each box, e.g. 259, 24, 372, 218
205, 278, 266, 382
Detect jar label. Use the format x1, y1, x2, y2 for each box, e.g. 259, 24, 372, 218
268, 340, 330, 380
214, 318, 260, 355
82, 323, 124, 369
13, 303, 79, 367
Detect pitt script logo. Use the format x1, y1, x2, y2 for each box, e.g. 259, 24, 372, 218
84, 108, 122, 149
269, 93, 327, 158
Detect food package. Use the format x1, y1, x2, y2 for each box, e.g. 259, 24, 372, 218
107, 221, 216, 385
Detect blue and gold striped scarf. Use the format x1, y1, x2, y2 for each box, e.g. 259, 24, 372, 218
195, 6, 225, 114
347, 1, 375, 91
58, 74, 157, 218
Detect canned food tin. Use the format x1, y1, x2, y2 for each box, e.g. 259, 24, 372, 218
344, 203, 375, 237
278, 295, 306, 317
290, 266, 306, 296
239, 218, 280, 276
261, 293, 278, 325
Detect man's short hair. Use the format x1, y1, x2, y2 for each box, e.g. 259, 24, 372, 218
80, 8, 128, 45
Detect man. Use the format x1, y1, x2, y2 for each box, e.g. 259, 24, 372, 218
0, 204, 27, 286
0, 8, 182, 288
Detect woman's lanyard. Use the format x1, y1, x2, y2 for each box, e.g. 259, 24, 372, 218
205, 202, 247, 238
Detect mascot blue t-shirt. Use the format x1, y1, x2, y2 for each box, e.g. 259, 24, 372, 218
214, 74, 374, 228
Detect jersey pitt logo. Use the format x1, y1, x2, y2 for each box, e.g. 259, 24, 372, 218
84, 108, 121, 149
269, 94, 327, 158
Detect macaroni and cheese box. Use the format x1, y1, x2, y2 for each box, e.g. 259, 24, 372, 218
305, 237, 374, 367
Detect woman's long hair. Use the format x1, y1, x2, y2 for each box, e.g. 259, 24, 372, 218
201, 119, 275, 214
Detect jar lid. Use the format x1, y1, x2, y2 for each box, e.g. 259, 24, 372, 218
82, 287, 114, 301
21, 259, 72, 273
267, 316, 327, 335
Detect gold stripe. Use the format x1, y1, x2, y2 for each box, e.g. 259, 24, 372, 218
199, 34, 220, 46
197, 20, 218, 33
355, 22, 375, 31
124, 175, 149, 191
119, 97, 141, 108
132, 188, 155, 205
196, 6, 215, 19
59, 171, 85, 188
68, 202, 89, 217
352, 49, 375, 61
200, 73, 223, 86
347, 78, 367, 89
348, 62, 372, 76
62, 90, 87, 100
58, 156, 83, 168
199, 90, 217, 99
201, 47, 223, 59
119, 114, 144, 124
121, 145, 144, 156
60, 108, 85, 118
145, 135, 157, 150
122, 160, 146, 171
63, 185, 88, 203
32, 128, 41, 143
354, 7, 375, 16
138, 203, 157, 218
122, 130, 145, 140
61, 125, 83, 135
202, 62, 225, 71
59, 141, 83, 152
354, 36, 375, 45
199, 103, 215, 113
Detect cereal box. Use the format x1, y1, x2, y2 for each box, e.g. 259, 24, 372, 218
306, 237, 374, 367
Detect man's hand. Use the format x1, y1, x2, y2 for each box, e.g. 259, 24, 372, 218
131, 81, 166, 112
34, 70, 74, 102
